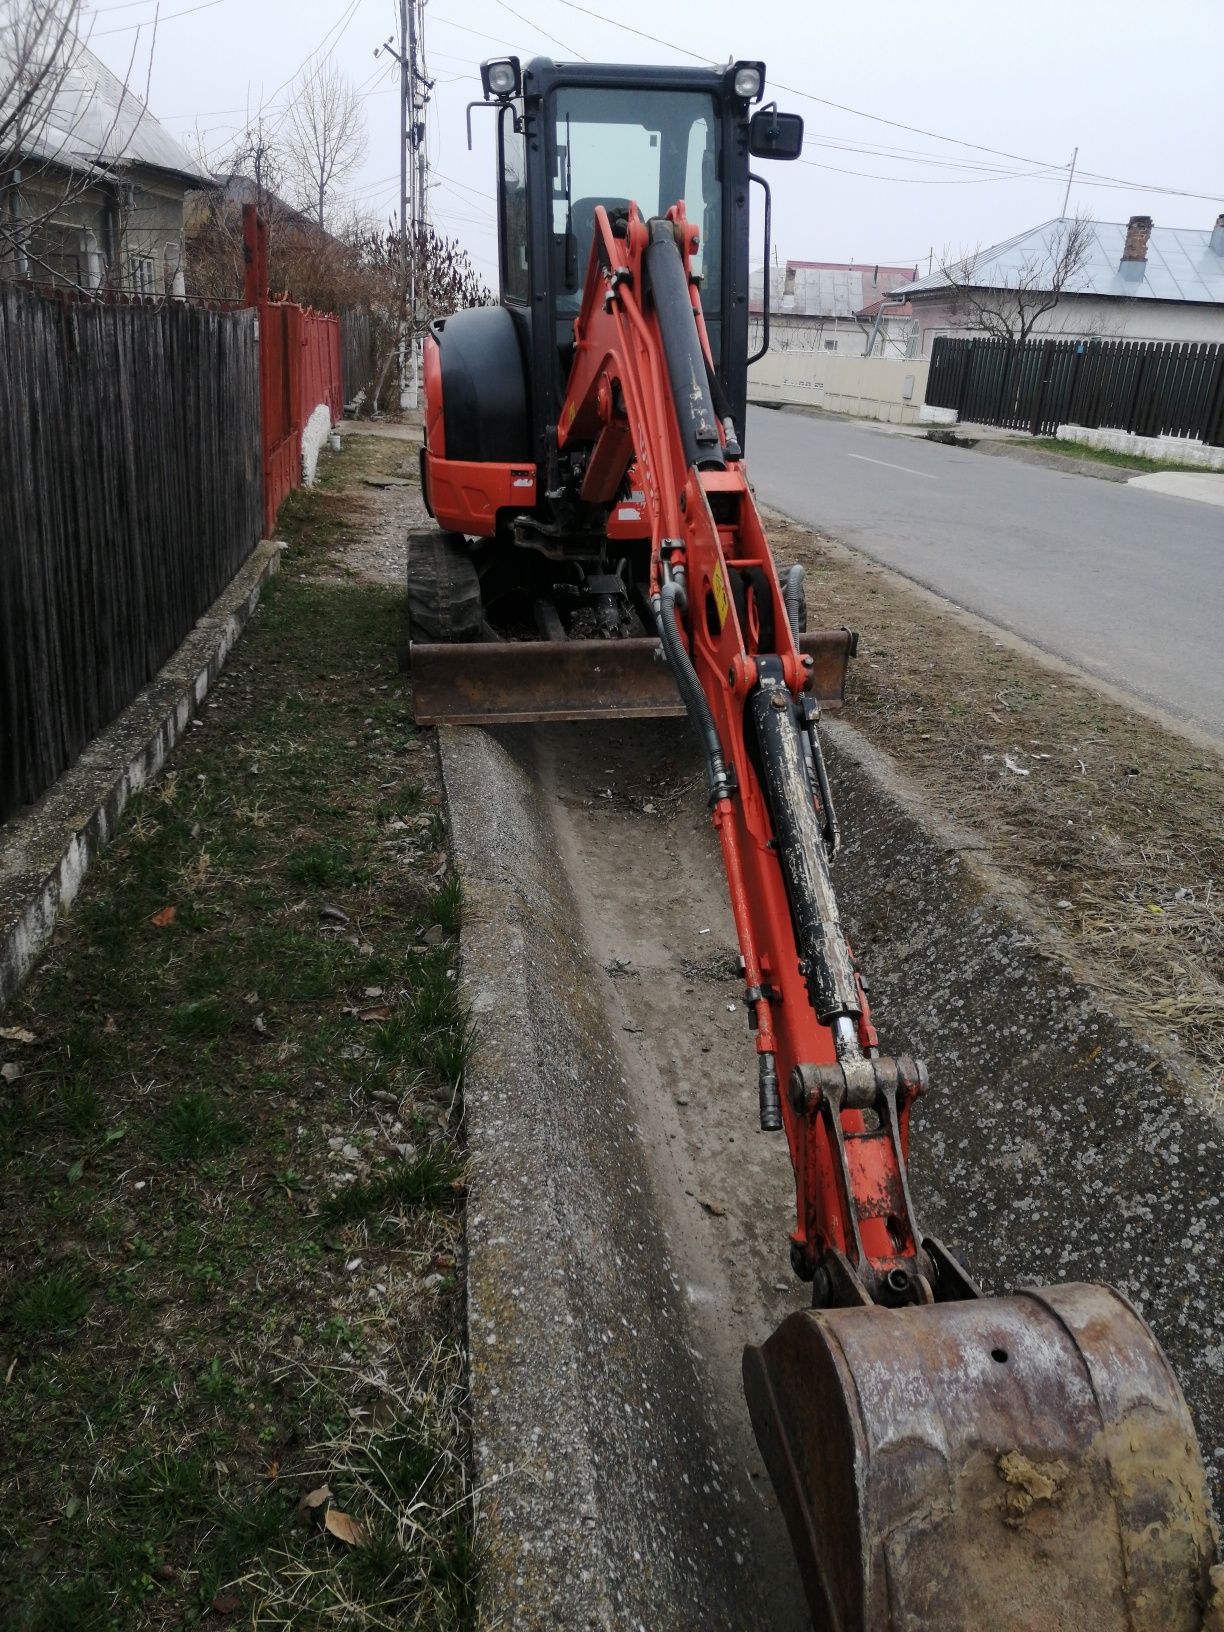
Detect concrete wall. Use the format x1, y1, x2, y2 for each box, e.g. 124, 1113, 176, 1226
747, 351, 931, 423
912, 292, 1224, 357
1056, 423, 1224, 470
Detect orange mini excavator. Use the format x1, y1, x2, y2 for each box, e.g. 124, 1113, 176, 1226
411, 55, 1220, 1629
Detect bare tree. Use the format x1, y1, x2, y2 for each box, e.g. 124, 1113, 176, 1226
937, 213, 1094, 349
282, 62, 367, 232
1, 0, 150, 289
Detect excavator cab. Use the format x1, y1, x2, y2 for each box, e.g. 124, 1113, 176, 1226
411, 57, 825, 724
412, 55, 1220, 1632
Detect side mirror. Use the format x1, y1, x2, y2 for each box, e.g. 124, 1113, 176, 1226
749, 106, 804, 161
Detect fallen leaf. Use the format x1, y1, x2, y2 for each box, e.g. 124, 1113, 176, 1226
296, 1482, 332, 1522
67, 1158, 85, 1184
150, 905, 177, 927
700, 1198, 727, 1217
0, 1026, 35, 1045
359, 1005, 392, 1023
211, 1588, 240, 1616
324, 1508, 366, 1547
1, 1062, 21, 1084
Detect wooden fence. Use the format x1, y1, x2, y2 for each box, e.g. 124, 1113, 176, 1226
0, 283, 262, 825
926, 335, 1224, 444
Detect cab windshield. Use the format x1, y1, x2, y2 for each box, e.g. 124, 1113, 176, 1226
550, 86, 721, 328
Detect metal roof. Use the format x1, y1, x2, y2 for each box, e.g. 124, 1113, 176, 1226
892, 218, 1224, 306
0, 30, 212, 187
749, 260, 917, 318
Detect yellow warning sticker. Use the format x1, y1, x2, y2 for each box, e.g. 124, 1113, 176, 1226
562, 399, 576, 432
712, 562, 729, 628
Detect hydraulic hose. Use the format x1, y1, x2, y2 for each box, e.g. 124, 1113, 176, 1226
656, 580, 729, 803
784, 564, 805, 641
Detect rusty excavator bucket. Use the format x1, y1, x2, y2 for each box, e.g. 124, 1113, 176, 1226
744, 1280, 1220, 1632
410, 628, 857, 726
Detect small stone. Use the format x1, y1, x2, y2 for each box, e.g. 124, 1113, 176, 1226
422, 923, 445, 947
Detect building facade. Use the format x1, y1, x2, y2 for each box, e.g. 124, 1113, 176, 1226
1, 31, 211, 295
892, 216, 1224, 357
748, 259, 919, 357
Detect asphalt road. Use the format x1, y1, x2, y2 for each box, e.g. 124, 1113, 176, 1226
745, 407, 1224, 740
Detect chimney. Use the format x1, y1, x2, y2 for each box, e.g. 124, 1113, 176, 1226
1120, 214, 1152, 280
1211, 213, 1224, 256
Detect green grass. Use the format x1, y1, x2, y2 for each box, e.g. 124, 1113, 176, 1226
155, 1090, 243, 1160
1016, 436, 1210, 475
7, 1268, 91, 1339
0, 435, 475, 1631
321, 1147, 465, 1225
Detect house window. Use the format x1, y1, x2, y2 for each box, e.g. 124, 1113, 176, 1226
130, 255, 157, 295
823, 339, 837, 352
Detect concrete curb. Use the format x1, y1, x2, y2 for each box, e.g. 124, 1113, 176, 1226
440, 725, 775, 1632
0, 540, 282, 1014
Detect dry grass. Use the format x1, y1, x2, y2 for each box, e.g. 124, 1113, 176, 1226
766, 508, 1224, 1107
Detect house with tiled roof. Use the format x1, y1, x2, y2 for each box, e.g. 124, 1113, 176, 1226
891, 215, 1224, 357
748, 259, 919, 357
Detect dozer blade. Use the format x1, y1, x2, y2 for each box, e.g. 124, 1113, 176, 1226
744, 1282, 1218, 1632
410, 629, 856, 727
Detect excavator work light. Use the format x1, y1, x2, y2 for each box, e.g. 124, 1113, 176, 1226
731, 62, 764, 101
482, 57, 521, 99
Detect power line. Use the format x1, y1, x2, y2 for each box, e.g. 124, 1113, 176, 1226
548, 0, 1219, 205
494, 0, 587, 60
91, 0, 225, 34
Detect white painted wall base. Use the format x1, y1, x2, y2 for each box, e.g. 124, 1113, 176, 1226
747, 353, 932, 424
1056, 423, 1224, 470
300, 402, 334, 485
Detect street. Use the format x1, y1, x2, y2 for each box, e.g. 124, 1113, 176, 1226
745, 407, 1224, 740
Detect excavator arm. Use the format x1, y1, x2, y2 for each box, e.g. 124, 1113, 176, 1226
555, 201, 1220, 1630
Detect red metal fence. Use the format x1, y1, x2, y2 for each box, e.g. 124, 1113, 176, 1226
243, 207, 343, 535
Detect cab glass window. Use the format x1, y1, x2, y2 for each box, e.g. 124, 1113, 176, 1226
549, 87, 720, 318
500, 101, 528, 303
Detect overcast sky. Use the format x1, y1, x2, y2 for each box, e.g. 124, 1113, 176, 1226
88, 0, 1224, 285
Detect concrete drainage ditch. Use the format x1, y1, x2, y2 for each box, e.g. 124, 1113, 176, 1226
441, 716, 1224, 1630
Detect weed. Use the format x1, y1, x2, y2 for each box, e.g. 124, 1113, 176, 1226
287, 840, 363, 887
17, 1573, 116, 1632
8, 1267, 90, 1338
168, 997, 233, 1041
55, 1078, 102, 1136
155, 1091, 243, 1160
428, 878, 462, 936
321, 1148, 464, 1225
198, 1356, 228, 1400
426, 1014, 476, 1092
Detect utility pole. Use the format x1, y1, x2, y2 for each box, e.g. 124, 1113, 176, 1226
376, 2, 431, 411
1061, 146, 1078, 218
